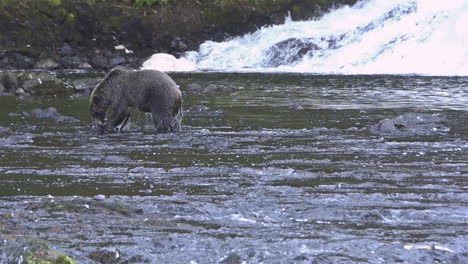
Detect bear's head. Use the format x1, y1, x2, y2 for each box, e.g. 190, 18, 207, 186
90, 95, 108, 129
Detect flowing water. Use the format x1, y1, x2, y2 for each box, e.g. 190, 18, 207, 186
187, 0, 468, 75
1, 73, 467, 263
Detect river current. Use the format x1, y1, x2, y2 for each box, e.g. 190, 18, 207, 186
0, 73, 467, 263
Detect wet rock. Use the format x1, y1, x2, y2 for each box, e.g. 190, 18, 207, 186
220, 253, 242, 264
0, 126, 10, 133
187, 104, 210, 112
185, 105, 224, 117
72, 77, 100, 95
30, 198, 144, 216
93, 194, 106, 200
79, 62, 93, 69
293, 255, 309, 261
186, 83, 203, 93
370, 113, 449, 136
23, 107, 80, 122
17, 72, 69, 96
290, 104, 305, 111
89, 248, 146, 264
263, 38, 320, 67
15, 88, 29, 96
34, 58, 60, 70
185, 83, 234, 93
89, 248, 122, 264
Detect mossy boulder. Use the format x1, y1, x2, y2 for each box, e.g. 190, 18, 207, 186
2, 238, 76, 264
17, 72, 70, 96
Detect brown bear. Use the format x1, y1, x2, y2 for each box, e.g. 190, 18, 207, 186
89, 68, 183, 132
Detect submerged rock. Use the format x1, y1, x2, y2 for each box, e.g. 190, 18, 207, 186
185, 82, 234, 94
289, 104, 305, 111
22, 107, 80, 122
220, 253, 242, 264
370, 113, 449, 136
185, 104, 224, 117
89, 248, 146, 264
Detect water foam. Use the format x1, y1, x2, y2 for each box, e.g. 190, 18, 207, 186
186, 0, 468, 76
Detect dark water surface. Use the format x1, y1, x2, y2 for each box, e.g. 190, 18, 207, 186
1, 73, 467, 263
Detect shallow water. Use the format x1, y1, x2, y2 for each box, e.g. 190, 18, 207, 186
1, 73, 467, 263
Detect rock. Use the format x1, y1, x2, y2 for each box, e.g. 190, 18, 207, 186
187, 105, 210, 112
0, 126, 11, 133
141, 53, 196, 72
15, 88, 29, 96
22, 79, 41, 91
58, 44, 75, 56
13, 52, 35, 68
186, 83, 203, 93
370, 113, 449, 136
290, 104, 304, 111
34, 58, 60, 70
90, 55, 109, 69
219, 253, 241, 264
205, 83, 218, 92
185, 104, 224, 117
79, 62, 93, 69
61, 56, 82, 69
185, 83, 234, 94
17, 72, 69, 96
0, 72, 19, 93
30, 107, 59, 118
170, 37, 188, 52
109, 55, 127, 67
2, 238, 77, 264
262, 38, 320, 67
23, 107, 80, 122
72, 77, 100, 94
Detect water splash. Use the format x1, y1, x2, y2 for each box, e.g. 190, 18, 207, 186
187, 0, 468, 76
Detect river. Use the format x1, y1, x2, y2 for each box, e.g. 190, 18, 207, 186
1, 72, 467, 263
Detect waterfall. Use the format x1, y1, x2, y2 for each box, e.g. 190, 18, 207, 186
186, 0, 468, 76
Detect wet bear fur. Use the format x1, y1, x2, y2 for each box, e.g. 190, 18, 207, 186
90, 68, 183, 132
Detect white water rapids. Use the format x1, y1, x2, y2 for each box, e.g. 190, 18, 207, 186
185, 0, 468, 76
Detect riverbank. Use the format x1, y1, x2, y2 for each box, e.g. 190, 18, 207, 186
0, 0, 358, 70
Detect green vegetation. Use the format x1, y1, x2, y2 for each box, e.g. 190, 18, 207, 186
47, 0, 62, 6
134, 0, 172, 7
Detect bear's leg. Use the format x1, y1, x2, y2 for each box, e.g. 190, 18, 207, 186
169, 108, 183, 132
115, 112, 131, 132
151, 112, 166, 132
151, 111, 173, 133
106, 106, 130, 132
